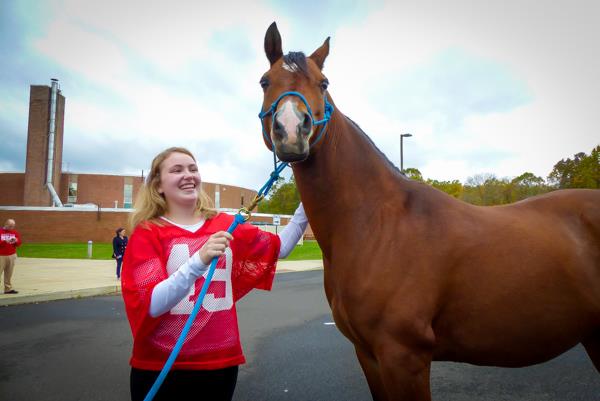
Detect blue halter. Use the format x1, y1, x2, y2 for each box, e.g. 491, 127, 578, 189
258, 91, 334, 152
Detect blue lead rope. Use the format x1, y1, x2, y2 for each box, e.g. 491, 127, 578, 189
258, 161, 288, 197
143, 163, 288, 401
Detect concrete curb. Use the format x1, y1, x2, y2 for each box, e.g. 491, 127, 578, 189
0, 269, 323, 306
0, 285, 121, 306
276, 267, 323, 274
0, 258, 324, 307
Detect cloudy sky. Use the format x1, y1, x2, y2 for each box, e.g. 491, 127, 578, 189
1, 0, 598, 190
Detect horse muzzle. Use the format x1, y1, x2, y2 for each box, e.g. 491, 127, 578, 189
272, 137, 310, 163
270, 109, 311, 162
259, 90, 334, 162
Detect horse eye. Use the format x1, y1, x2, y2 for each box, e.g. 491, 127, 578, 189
320, 79, 329, 91
260, 78, 270, 90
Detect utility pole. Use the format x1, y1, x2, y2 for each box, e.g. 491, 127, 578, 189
400, 133, 413, 173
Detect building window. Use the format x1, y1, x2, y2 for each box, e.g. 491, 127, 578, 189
68, 182, 77, 203
241, 195, 244, 206
124, 184, 133, 209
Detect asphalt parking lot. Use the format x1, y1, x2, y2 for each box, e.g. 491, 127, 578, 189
1, 270, 598, 400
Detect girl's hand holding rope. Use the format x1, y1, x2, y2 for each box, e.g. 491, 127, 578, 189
199, 231, 233, 265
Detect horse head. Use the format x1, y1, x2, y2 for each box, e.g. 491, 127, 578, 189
260, 22, 333, 163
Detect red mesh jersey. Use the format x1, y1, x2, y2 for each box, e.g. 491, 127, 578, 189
121, 213, 281, 371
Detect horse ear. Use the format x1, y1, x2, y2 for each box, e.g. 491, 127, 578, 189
264, 22, 283, 66
309, 37, 330, 70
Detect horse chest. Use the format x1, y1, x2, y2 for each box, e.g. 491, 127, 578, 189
323, 267, 382, 342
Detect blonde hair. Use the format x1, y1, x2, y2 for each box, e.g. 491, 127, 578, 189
129, 147, 217, 230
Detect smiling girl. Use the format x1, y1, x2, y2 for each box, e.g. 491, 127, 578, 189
122, 147, 307, 401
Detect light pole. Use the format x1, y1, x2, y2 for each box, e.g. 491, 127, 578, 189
400, 133, 412, 173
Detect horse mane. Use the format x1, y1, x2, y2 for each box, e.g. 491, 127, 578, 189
283, 52, 309, 77
281, 51, 408, 179
344, 116, 407, 178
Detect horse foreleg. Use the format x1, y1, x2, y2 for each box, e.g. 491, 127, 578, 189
583, 331, 600, 373
376, 343, 432, 401
355, 347, 386, 401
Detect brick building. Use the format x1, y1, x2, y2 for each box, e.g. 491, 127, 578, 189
0, 80, 309, 243
0, 80, 259, 210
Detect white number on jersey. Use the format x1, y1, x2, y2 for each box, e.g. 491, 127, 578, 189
166, 243, 233, 315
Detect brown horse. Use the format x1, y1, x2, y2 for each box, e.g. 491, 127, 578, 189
259, 22, 600, 400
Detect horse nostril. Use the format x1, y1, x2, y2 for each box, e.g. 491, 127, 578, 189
272, 116, 285, 140
299, 113, 312, 137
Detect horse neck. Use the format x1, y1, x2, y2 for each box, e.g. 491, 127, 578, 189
292, 110, 412, 254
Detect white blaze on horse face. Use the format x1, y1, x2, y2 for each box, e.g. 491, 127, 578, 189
282, 61, 297, 73
276, 99, 303, 145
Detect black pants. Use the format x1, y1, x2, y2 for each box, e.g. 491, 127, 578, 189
130, 366, 238, 401
116, 258, 123, 278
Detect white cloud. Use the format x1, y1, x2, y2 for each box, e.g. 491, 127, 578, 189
1, 0, 599, 189
33, 20, 129, 88
313, 0, 600, 182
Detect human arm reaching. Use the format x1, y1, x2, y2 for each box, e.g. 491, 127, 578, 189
277, 203, 308, 258
149, 202, 306, 317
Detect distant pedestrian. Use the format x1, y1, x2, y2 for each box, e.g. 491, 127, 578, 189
0, 219, 22, 294
113, 228, 128, 279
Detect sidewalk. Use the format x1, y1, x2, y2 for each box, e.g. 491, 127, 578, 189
0, 257, 323, 307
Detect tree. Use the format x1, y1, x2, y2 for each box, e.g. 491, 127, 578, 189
426, 179, 463, 199
510, 172, 550, 201
548, 146, 600, 189
258, 176, 301, 214
548, 153, 582, 188
404, 168, 424, 182
574, 145, 600, 189
462, 174, 501, 205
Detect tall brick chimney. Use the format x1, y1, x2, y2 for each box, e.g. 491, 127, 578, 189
23, 80, 65, 206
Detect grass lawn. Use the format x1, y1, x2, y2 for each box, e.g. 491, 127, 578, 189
18, 243, 115, 260
282, 240, 322, 261
17, 240, 323, 261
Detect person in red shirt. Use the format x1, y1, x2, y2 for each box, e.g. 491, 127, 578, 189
122, 147, 307, 401
0, 218, 22, 294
